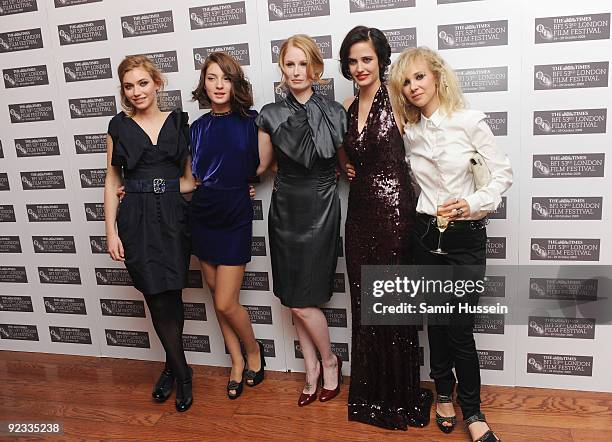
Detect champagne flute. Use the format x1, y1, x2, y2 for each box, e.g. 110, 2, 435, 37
430, 196, 452, 255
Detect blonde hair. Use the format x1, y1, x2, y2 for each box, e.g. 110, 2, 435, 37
278, 34, 329, 88
389, 46, 464, 126
117, 55, 166, 116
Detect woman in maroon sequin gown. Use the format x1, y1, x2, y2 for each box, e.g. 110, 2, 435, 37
340, 26, 432, 430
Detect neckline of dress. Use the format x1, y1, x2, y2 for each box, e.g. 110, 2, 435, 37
210, 110, 233, 117
355, 84, 383, 136
126, 110, 174, 146
288, 89, 316, 107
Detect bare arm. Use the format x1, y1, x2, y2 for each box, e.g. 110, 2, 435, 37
179, 154, 197, 194
103, 134, 124, 261
337, 146, 349, 174
385, 85, 405, 134
256, 128, 274, 176
341, 96, 356, 180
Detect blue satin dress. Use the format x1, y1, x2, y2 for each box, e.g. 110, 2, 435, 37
189, 110, 259, 265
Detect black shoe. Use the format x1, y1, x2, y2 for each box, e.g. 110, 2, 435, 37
465, 412, 501, 442
227, 378, 244, 400
245, 340, 266, 387
175, 367, 193, 413
152, 368, 174, 403
227, 356, 245, 400
435, 394, 457, 434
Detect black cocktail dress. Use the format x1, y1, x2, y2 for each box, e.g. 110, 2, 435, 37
108, 109, 191, 295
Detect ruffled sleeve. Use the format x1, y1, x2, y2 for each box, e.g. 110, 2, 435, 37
108, 112, 147, 169
107, 113, 120, 146
255, 104, 275, 134
171, 109, 190, 165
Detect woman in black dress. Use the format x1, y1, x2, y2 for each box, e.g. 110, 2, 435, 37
104, 55, 195, 412
256, 35, 346, 406
340, 26, 432, 430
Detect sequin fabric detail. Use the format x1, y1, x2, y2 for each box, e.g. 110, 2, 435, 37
344, 85, 432, 430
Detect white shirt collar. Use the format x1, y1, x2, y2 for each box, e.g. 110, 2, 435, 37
420, 107, 445, 130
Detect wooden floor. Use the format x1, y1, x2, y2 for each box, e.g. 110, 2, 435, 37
0, 351, 610, 441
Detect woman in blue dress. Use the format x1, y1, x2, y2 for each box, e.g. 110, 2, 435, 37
190, 52, 267, 399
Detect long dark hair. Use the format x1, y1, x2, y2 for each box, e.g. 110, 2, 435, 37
339, 26, 391, 81
192, 52, 253, 117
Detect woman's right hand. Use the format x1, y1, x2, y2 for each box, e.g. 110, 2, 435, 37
115, 186, 125, 201
346, 163, 356, 181
107, 233, 125, 262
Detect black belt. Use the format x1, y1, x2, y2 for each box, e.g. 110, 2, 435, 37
124, 178, 179, 194
417, 213, 489, 230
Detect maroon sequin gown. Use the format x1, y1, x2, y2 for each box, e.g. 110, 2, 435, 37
344, 85, 432, 430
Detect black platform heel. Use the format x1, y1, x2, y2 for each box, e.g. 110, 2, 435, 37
465, 412, 501, 442
435, 394, 457, 434
227, 378, 244, 400
175, 367, 193, 413
152, 368, 175, 403
245, 340, 266, 387
227, 357, 245, 400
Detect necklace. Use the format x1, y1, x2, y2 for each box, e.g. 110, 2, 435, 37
210, 110, 232, 117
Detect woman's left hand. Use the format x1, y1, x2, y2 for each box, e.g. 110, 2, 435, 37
439, 198, 471, 220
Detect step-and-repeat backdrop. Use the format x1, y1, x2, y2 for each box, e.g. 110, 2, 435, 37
1, 0, 610, 393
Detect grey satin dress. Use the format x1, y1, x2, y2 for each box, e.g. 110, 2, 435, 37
256, 92, 346, 307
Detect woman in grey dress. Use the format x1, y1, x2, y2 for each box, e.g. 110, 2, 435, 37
256, 35, 347, 406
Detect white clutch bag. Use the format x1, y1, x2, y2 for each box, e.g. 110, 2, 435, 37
469, 153, 492, 190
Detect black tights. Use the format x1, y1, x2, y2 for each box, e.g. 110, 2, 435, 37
143, 290, 190, 381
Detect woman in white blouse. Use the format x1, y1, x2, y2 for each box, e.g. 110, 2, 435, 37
389, 47, 511, 442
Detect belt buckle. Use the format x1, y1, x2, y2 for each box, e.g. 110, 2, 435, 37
470, 218, 489, 230
153, 178, 166, 194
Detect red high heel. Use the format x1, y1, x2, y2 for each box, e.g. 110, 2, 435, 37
319, 354, 342, 402
298, 361, 322, 407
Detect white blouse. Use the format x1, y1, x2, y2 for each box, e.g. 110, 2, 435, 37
403, 108, 513, 220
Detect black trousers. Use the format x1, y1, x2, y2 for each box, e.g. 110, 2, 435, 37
413, 214, 486, 420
